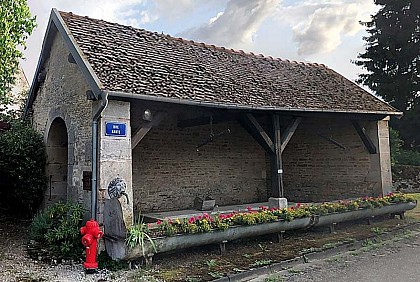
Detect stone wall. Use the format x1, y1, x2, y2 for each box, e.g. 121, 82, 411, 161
393, 165, 420, 193
132, 114, 268, 212
132, 112, 386, 211
30, 27, 93, 210
282, 118, 379, 202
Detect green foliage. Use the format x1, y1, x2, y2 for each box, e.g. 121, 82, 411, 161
390, 127, 420, 165
158, 219, 179, 236
354, 0, 419, 111
250, 259, 272, 268
390, 127, 404, 165
126, 216, 157, 257
354, 0, 420, 148
29, 209, 50, 241
212, 216, 229, 231
30, 202, 85, 259
0, 0, 36, 105
395, 149, 420, 166
265, 274, 284, 282
0, 117, 46, 216
205, 259, 218, 269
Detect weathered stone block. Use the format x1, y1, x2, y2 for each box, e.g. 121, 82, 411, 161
268, 197, 288, 209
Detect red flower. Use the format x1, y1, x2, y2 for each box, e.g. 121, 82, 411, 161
188, 216, 196, 224
157, 220, 162, 225
296, 203, 301, 208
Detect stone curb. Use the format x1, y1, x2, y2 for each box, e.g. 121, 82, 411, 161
212, 221, 420, 282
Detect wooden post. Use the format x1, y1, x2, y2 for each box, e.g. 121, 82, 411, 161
271, 114, 284, 198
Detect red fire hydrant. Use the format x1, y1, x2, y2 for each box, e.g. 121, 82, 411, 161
80, 219, 103, 270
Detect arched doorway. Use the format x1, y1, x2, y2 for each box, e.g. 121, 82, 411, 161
45, 117, 68, 208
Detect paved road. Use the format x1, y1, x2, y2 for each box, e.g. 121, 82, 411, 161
250, 227, 420, 282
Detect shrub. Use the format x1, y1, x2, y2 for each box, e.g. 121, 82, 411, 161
0, 116, 46, 216
390, 127, 420, 166
30, 202, 85, 260
396, 150, 420, 166
126, 217, 156, 257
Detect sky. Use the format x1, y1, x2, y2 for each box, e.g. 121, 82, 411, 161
21, 0, 379, 86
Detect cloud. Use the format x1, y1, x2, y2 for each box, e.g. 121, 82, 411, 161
152, 0, 197, 21
279, 0, 377, 56
180, 0, 280, 48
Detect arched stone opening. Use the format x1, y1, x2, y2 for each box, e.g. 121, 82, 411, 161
45, 117, 68, 207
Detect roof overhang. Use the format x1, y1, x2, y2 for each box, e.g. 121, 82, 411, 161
107, 90, 403, 120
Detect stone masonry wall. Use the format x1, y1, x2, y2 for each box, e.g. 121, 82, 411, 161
31, 28, 93, 210
282, 118, 378, 202
393, 164, 420, 193
132, 115, 268, 212
132, 114, 384, 211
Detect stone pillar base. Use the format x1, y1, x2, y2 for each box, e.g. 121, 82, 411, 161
268, 197, 288, 209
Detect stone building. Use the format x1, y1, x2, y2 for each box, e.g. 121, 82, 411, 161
25, 9, 401, 229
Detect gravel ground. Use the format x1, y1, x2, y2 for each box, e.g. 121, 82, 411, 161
251, 226, 420, 282
1, 215, 418, 282
0, 216, 119, 282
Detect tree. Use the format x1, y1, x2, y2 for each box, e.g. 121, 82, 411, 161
354, 0, 420, 149
0, 0, 36, 106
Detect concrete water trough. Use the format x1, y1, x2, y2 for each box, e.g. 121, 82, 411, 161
105, 201, 416, 260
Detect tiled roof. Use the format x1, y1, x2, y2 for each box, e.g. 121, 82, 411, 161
59, 11, 398, 114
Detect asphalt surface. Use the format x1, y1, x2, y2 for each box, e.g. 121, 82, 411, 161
250, 227, 420, 282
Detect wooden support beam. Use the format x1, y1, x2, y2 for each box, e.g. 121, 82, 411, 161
243, 114, 275, 153
352, 120, 377, 154
239, 118, 271, 154
280, 117, 302, 153
271, 114, 284, 198
131, 112, 166, 150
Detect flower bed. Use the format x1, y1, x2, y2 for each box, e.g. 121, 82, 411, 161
141, 193, 415, 238
107, 193, 416, 260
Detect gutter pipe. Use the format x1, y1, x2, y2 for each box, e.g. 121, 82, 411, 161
91, 91, 109, 220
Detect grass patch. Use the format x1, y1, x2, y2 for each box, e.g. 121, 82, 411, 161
405, 193, 420, 221
287, 267, 302, 274
250, 259, 273, 268
265, 273, 284, 282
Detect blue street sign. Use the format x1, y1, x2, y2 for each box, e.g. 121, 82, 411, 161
105, 122, 127, 137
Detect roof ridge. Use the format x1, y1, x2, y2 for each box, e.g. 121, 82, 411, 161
60, 10, 325, 68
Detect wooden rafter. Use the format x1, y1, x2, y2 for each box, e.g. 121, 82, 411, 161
242, 114, 275, 153
352, 120, 377, 154
131, 112, 166, 150
280, 117, 302, 153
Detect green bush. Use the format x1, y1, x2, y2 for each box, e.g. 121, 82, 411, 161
390, 127, 420, 166
395, 150, 420, 166
0, 116, 46, 216
30, 202, 85, 260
